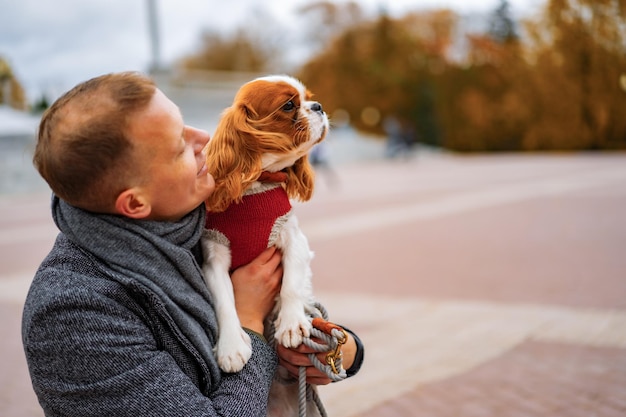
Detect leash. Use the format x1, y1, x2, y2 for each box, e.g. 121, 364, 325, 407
298, 303, 348, 417
270, 302, 348, 417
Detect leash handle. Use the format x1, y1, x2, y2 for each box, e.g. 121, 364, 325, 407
311, 317, 343, 335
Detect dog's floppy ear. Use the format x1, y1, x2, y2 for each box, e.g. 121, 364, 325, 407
205, 103, 263, 212
284, 155, 315, 202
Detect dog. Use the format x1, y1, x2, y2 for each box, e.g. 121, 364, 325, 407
200, 75, 329, 415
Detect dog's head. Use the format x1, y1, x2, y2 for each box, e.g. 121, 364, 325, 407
205, 75, 329, 212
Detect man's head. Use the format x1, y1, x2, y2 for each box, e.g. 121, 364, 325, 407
34, 72, 214, 221
34, 72, 154, 212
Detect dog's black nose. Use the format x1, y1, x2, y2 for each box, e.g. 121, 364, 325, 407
311, 102, 324, 113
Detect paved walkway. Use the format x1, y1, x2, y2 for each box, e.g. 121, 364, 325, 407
1, 151, 625, 416
304, 153, 626, 416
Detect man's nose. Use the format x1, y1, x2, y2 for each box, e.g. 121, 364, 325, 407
187, 127, 210, 151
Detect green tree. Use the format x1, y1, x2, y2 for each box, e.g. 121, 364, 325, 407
488, 0, 518, 43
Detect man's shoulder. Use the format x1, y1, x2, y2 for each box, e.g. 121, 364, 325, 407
34, 233, 103, 285
26, 233, 124, 311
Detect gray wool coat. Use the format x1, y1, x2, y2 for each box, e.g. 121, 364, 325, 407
22, 197, 278, 417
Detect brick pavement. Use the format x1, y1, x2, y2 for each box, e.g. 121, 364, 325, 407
1, 152, 626, 416
303, 154, 626, 416
357, 341, 626, 417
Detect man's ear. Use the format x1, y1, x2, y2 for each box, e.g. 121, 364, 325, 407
114, 188, 151, 219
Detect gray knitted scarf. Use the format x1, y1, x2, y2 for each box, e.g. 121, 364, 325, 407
51, 195, 219, 378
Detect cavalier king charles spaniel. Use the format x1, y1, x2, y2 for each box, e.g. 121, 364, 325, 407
201, 75, 329, 377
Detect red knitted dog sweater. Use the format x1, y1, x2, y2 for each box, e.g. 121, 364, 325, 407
205, 185, 292, 271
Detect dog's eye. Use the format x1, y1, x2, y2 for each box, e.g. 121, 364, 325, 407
282, 101, 296, 112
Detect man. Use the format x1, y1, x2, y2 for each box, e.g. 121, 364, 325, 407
23, 72, 362, 416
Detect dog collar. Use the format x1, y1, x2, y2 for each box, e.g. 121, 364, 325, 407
258, 171, 288, 183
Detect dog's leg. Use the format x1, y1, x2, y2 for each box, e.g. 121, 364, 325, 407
201, 234, 252, 373
273, 215, 315, 348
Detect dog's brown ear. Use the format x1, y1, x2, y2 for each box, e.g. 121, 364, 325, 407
205, 104, 262, 212
285, 156, 315, 202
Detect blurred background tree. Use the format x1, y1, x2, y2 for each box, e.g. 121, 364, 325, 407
488, 0, 518, 43
0, 56, 28, 110
178, 0, 626, 151
296, 1, 366, 54
298, 7, 456, 147
522, 0, 626, 150
180, 28, 280, 72
436, 0, 531, 151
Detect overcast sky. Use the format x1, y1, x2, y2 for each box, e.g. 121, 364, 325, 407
0, 0, 544, 102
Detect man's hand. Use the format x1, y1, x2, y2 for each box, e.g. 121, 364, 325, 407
231, 247, 283, 334
276, 332, 358, 385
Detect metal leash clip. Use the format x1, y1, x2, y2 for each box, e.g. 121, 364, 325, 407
325, 328, 347, 374
312, 317, 348, 375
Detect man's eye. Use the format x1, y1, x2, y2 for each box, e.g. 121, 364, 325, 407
282, 101, 295, 112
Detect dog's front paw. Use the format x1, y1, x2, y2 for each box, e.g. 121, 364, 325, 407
274, 313, 312, 348
216, 327, 252, 373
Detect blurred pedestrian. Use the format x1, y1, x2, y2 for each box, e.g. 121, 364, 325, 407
383, 114, 417, 160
